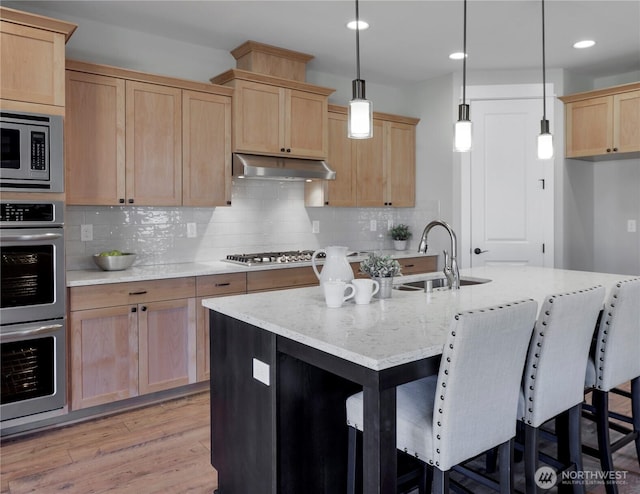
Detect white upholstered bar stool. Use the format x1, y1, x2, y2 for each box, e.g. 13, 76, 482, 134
518, 285, 605, 494
345, 299, 538, 494
583, 278, 640, 494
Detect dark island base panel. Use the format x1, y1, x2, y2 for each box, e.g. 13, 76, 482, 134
210, 311, 361, 494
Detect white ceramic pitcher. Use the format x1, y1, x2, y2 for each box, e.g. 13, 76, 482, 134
311, 246, 354, 286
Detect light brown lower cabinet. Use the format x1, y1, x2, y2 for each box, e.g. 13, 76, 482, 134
195, 273, 247, 382
69, 277, 196, 410
70, 305, 138, 410
68, 257, 435, 411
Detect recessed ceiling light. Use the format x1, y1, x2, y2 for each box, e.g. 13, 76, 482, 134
573, 40, 596, 49
449, 52, 468, 60
347, 20, 369, 30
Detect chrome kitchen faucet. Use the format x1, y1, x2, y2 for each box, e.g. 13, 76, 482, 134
418, 220, 460, 290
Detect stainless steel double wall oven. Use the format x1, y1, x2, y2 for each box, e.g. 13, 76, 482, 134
1, 200, 66, 424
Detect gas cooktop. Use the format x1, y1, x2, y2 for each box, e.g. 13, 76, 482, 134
224, 250, 325, 266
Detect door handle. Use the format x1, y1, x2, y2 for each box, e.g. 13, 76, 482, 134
474, 248, 489, 255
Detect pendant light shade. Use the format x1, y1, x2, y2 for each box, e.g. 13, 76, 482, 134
537, 0, 553, 160
348, 0, 373, 139
454, 0, 471, 152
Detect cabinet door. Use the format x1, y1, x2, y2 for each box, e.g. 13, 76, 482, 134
233, 80, 282, 155
385, 121, 416, 207
285, 89, 328, 158
356, 119, 385, 207
613, 90, 640, 153
126, 81, 182, 205
565, 96, 613, 158
138, 298, 196, 395
326, 111, 356, 206
65, 71, 125, 205
70, 305, 138, 410
0, 21, 65, 107
183, 90, 232, 207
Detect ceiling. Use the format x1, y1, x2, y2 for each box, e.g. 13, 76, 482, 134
6, 0, 640, 86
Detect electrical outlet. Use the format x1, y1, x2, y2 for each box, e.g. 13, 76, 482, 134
388, 219, 394, 230
80, 224, 93, 242
312, 220, 320, 234
628, 219, 637, 233
370, 220, 377, 232
187, 222, 197, 238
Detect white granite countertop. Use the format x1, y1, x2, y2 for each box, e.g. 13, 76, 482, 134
66, 250, 437, 287
202, 266, 637, 371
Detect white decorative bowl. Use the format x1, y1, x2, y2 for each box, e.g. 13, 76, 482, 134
93, 253, 136, 271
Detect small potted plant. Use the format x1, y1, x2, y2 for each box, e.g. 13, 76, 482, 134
359, 253, 402, 298
389, 224, 412, 251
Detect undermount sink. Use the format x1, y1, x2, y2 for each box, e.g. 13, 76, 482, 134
393, 277, 491, 292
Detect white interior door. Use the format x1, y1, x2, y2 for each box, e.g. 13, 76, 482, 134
468, 97, 553, 267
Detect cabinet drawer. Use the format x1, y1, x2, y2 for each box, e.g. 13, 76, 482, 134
197, 273, 247, 297
397, 256, 437, 275
69, 277, 196, 311
247, 266, 318, 292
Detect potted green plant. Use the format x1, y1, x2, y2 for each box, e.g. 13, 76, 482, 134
359, 253, 401, 298
389, 224, 412, 251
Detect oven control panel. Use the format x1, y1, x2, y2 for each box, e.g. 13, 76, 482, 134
0, 201, 62, 226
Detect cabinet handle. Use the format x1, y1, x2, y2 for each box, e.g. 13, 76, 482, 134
404, 264, 415, 268
226, 201, 232, 205
280, 147, 286, 152
606, 148, 612, 153
286, 148, 291, 153
141, 306, 147, 312
129, 290, 147, 295
613, 147, 618, 152
131, 307, 137, 313
119, 198, 125, 204
215, 282, 231, 287
128, 198, 134, 204
324, 201, 329, 206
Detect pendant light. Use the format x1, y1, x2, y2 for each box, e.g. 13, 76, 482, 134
348, 0, 373, 139
537, 0, 553, 160
454, 0, 471, 152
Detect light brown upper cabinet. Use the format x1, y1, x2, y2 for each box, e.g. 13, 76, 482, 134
210, 70, 334, 159
65, 61, 232, 207
561, 82, 640, 159
182, 90, 232, 207
0, 7, 75, 114
305, 106, 418, 208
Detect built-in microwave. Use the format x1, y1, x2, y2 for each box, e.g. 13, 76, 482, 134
0, 111, 64, 192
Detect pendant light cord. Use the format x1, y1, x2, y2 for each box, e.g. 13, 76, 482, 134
355, 0, 361, 80
541, 0, 547, 121
462, 0, 467, 105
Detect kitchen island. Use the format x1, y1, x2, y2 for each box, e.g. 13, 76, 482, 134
202, 266, 637, 494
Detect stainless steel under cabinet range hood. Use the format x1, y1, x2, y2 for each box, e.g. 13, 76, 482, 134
232, 153, 336, 181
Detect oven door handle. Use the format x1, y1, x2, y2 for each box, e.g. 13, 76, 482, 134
0, 323, 64, 342
1, 232, 62, 242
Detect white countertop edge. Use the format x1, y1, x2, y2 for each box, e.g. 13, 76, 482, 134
202, 296, 444, 371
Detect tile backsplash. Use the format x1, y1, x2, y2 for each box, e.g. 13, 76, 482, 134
66, 180, 439, 270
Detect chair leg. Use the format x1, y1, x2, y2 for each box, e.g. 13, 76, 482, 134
567, 404, 586, 494
486, 447, 498, 473
593, 389, 618, 494
632, 377, 640, 467
432, 468, 450, 494
498, 438, 514, 494
347, 426, 357, 494
524, 424, 539, 494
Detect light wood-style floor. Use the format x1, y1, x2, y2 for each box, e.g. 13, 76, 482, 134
1, 390, 638, 493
